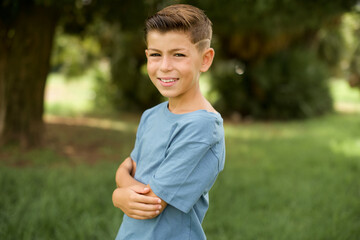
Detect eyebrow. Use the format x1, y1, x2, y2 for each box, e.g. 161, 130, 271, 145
147, 48, 187, 52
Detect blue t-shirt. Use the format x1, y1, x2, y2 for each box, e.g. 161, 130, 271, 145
116, 101, 225, 240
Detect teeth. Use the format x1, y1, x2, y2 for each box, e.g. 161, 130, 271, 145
160, 78, 176, 83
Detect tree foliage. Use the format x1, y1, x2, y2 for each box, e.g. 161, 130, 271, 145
90, 0, 358, 116
213, 47, 332, 119
185, 0, 358, 118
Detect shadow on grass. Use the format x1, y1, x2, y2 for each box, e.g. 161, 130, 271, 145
0, 115, 139, 167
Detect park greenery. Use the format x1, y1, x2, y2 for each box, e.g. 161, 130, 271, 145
1, 0, 360, 147
1, 1, 360, 239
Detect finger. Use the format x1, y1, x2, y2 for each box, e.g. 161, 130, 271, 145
135, 194, 162, 204
131, 185, 151, 194
129, 192, 161, 205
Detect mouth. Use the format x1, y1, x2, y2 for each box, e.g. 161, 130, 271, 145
158, 78, 179, 83
157, 77, 179, 87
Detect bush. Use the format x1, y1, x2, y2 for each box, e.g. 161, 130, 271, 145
213, 47, 333, 119
51, 29, 101, 78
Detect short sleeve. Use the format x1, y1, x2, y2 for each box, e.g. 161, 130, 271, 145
130, 138, 139, 164
130, 110, 150, 163
149, 117, 222, 213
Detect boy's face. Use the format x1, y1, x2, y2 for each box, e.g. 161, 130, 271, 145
146, 31, 213, 102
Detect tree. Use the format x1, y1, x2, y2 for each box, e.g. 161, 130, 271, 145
0, 2, 59, 148
0, 0, 151, 148
0, 0, 103, 148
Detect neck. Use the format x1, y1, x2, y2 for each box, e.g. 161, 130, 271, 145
168, 88, 205, 114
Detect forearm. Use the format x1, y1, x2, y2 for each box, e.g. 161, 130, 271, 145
116, 158, 167, 207
116, 157, 145, 188
113, 157, 164, 219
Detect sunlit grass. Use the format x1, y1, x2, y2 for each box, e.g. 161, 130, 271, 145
330, 78, 360, 113
330, 78, 360, 103
45, 72, 96, 116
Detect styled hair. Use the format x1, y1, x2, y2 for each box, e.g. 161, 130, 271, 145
145, 4, 212, 50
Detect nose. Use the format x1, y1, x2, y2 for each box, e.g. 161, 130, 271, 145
160, 56, 173, 72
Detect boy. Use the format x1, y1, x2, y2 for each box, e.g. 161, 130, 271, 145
112, 4, 225, 240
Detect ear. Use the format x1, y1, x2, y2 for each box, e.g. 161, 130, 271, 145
200, 48, 215, 73
145, 49, 149, 59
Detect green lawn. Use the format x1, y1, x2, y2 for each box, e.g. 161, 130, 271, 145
1, 113, 359, 239
1, 77, 359, 239
206, 114, 360, 239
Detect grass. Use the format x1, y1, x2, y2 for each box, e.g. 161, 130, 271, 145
45, 73, 96, 117
330, 78, 360, 113
205, 114, 360, 239
330, 78, 360, 104
0, 165, 123, 239
1, 113, 359, 239
1, 76, 359, 239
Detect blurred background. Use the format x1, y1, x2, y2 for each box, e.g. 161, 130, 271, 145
1, 0, 360, 239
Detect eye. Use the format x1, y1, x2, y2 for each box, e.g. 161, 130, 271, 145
149, 53, 161, 57
174, 53, 186, 57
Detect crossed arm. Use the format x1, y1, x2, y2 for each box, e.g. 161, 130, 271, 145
112, 157, 167, 219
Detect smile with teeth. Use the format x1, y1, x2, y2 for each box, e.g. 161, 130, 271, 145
159, 78, 178, 83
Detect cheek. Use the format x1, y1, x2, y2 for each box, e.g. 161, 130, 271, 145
176, 61, 192, 73
181, 63, 197, 77
147, 62, 156, 76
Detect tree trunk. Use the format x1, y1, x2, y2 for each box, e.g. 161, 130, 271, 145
0, 5, 58, 148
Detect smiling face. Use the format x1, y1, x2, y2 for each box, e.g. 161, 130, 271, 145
146, 31, 213, 104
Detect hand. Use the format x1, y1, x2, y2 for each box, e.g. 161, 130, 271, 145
112, 185, 163, 220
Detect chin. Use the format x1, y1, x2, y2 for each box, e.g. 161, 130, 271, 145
157, 89, 179, 99
159, 93, 176, 99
